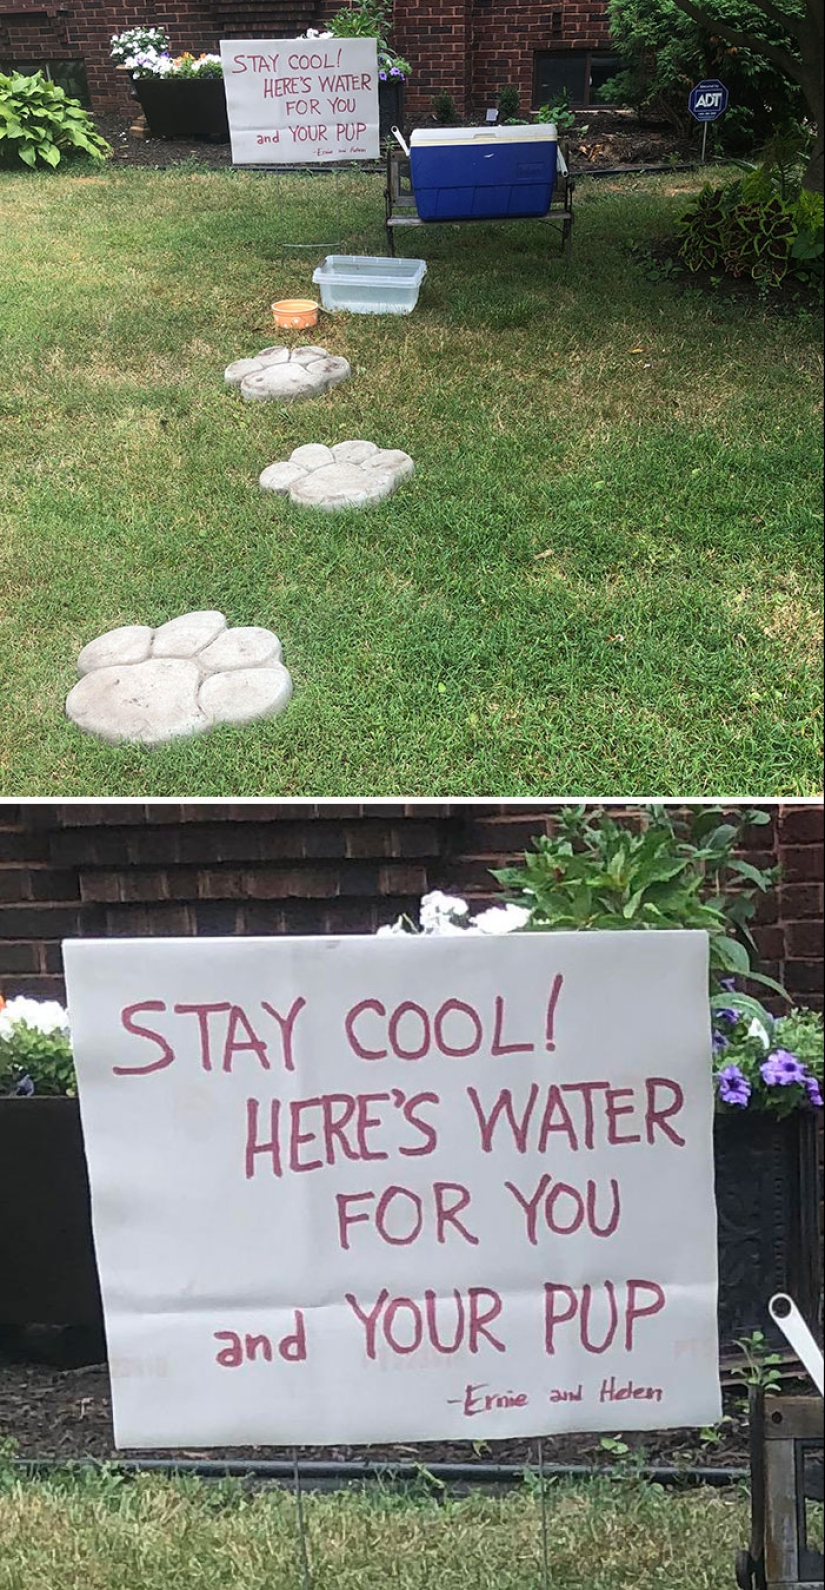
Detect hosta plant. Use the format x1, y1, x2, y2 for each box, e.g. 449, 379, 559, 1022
0, 71, 110, 168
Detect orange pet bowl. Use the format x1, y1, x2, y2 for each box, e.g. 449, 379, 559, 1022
272, 298, 320, 330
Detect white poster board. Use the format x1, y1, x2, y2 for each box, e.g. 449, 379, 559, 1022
63, 932, 721, 1449
219, 38, 380, 164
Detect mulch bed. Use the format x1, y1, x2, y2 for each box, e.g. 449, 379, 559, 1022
1, 1356, 753, 1471
90, 106, 694, 174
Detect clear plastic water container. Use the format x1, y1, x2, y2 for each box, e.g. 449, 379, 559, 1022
312, 255, 428, 315
410, 125, 558, 221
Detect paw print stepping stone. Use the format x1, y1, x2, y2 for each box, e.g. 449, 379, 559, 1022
224, 345, 351, 404
259, 441, 415, 511
66, 611, 293, 746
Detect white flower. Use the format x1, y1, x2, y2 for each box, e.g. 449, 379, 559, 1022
377, 920, 409, 938
419, 892, 470, 934
748, 1018, 771, 1050
472, 904, 531, 935
0, 997, 69, 1039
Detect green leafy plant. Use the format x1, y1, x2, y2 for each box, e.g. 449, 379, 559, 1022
677, 177, 821, 284
324, 1, 411, 79
536, 90, 588, 137
497, 84, 522, 123
0, 71, 110, 169
492, 805, 783, 996
0, 997, 74, 1095
731, 1330, 784, 1391
432, 90, 459, 125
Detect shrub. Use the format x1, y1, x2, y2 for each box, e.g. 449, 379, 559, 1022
600, 0, 805, 150
497, 84, 521, 122
432, 90, 458, 125
0, 70, 110, 168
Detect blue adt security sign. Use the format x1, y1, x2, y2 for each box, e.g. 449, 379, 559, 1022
689, 80, 729, 121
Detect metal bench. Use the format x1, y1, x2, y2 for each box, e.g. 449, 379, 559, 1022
736, 1390, 824, 1590
384, 143, 575, 262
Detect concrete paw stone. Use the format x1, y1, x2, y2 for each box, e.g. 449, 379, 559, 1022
198, 626, 282, 674
241, 363, 317, 403
66, 658, 207, 746
259, 461, 309, 495
259, 441, 414, 510
332, 440, 379, 465
152, 610, 227, 658
363, 448, 416, 483
291, 463, 394, 511
228, 345, 351, 404
76, 625, 153, 676
200, 665, 293, 726
68, 615, 292, 744
290, 443, 336, 470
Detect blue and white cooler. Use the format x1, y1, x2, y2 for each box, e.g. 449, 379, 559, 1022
409, 125, 558, 222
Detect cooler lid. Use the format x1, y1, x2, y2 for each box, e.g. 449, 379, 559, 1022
410, 125, 557, 147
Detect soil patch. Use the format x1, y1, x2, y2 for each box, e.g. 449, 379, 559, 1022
633, 239, 824, 317
1, 1358, 754, 1471
90, 106, 694, 174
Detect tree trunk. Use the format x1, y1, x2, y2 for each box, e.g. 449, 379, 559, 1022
799, 2, 824, 194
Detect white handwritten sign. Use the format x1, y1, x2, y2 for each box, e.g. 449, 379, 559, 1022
63, 931, 721, 1449
219, 38, 380, 164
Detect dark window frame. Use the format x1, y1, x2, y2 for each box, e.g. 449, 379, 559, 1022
533, 50, 622, 111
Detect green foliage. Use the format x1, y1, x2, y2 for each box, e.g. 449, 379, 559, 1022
497, 84, 522, 122
536, 90, 588, 137
0, 1021, 75, 1096
731, 1330, 783, 1390
326, 1, 411, 77
771, 1007, 824, 1071
677, 175, 822, 284
0, 71, 110, 169
432, 90, 459, 125
493, 805, 783, 994
601, 0, 805, 147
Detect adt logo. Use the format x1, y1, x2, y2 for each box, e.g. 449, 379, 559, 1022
689, 80, 729, 121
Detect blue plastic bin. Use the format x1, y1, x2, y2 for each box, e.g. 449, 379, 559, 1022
410, 126, 557, 222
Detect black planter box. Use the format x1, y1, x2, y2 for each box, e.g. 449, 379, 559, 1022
0, 1097, 102, 1330
379, 79, 405, 144
1, 1098, 819, 1363
714, 1108, 821, 1351
133, 76, 229, 142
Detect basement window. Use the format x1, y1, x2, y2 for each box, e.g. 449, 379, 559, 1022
0, 58, 90, 105
534, 51, 621, 109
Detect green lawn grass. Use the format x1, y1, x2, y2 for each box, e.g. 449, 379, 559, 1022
0, 1470, 749, 1590
0, 164, 821, 796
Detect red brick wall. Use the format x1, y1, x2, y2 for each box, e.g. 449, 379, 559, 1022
1, 805, 821, 1011
0, 0, 611, 118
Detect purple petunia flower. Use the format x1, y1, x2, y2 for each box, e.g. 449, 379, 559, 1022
712, 1031, 730, 1054
717, 1065, 751, 1107
715, 1007, 740, 1027
379, 69, 388, 80
760, 1049, 807, 1088
720, 978, 737, 992
804, 1074, 823, 1108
